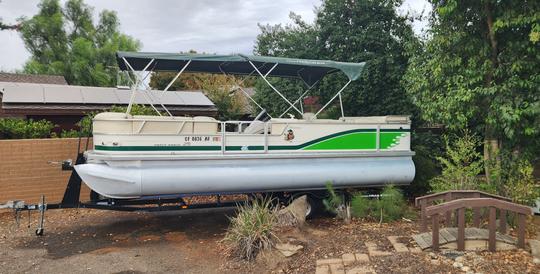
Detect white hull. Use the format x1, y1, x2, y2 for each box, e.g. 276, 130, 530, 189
75, 152, 415, 199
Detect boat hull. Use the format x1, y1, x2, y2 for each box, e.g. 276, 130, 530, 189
75, 154, 415, 199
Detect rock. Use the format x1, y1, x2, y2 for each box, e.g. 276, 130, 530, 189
461, 266, 470, 272
342, 253, 356, 266
316, 258, 343, 266
430, 259, 440, 266
275, 242, 303, 257
452, 262, 463, 268
530, 240, 540, 259
533, 258, 540, 265
354, 253, 369, 263
455, 256, 464, 263
275, 195, 309, 227
429, 252, 437, 259
315, 264, 330, 274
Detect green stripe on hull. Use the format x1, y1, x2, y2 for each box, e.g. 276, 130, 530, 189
95, 129, 409, 152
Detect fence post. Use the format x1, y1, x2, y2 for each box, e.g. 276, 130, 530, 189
473, 193, 481, 227
488, 207, 497, 252
499, 209, 507, 234
420, 199, 427, 232
457, 207, 465, 251
432, 214, 439, 252
517, 214, 526, 249
445, 192, 452, 225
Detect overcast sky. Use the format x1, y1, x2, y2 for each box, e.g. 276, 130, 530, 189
0, 0, 430, 72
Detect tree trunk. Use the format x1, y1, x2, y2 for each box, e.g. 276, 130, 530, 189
483, 1, 500, 184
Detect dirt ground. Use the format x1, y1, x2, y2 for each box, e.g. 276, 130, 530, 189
0, 208, 539, 274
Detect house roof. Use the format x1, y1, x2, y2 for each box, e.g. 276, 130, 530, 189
0, 82, 217, 116
0, 73, 68, 85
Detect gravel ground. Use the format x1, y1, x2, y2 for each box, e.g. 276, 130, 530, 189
1, 208, 539, 273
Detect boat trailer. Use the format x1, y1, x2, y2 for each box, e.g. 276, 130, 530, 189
0, 138, 245, 236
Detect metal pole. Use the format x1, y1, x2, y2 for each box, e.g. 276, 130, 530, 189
163, 60, 192, 93
123, 58, 174, 117
314, 79, 352, 117
248, 61, 303, 116
278, 81, 318, 118
123, 57, 155, 115
339, 93, 345, 118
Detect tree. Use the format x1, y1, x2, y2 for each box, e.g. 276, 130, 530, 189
253, 0, 419, 119
19, 0, 141, 86
403, 0, 540, 172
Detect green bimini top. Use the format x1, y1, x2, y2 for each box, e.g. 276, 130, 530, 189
116, 51, 365, 86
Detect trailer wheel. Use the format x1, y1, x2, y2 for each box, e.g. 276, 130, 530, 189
306, 195, 324, 218
35, 228, 44, 236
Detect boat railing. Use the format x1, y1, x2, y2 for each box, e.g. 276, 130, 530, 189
92, 117, 410, 153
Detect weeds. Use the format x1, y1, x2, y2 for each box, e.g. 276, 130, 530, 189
223, 198, 278, 261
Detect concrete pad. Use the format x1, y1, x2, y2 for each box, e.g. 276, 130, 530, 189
346, 266, 376, 274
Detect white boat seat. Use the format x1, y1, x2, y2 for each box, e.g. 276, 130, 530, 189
243, 120, 265, 134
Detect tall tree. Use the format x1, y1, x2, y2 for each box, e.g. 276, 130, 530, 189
403, 1, 540, 167
19, 0, 140, 86
253, 0, 419, 118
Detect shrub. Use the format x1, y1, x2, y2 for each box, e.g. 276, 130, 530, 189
494, 156, 540, 206
350, 185, 409, 222
430, 130, 483, 192
374, 185, 407, 222
223, 198, 277, 260
350, 192, 371, 218
322, 182, 350, 221
0, 118, 55, 139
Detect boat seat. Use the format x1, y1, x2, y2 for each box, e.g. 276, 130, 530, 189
243, 120, 265, 134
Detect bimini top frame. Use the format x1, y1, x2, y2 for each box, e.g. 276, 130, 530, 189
116, 51, 366, 118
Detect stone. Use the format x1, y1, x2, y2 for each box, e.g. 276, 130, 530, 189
275, 243, 303, 257
365, 242, 391, 257
317, 258, 343, 266
430, 259, 440, 266
355, 253, 370, 263
409, 247, 422, 253
316, 264, 330, 274
461, 266, 470, 272
275, 195, 309, 227
530, 240, 540, 259
329, 263, 345, 274
342, 253, 356, 266
429, 252, 437, 259
452, 262, 463, 268
346, 266, 375, 274
533, 258, 540, 265
455, 256, 464, 263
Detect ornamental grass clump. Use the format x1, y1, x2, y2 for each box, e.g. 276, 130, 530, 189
224, 198, 278, 261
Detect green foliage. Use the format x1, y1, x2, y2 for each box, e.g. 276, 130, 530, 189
350, 193, 371, 219
489, 153, 540, 206
430, 131, 484, 192
19, 0, 140, 86
0, 118, 55, 139
405, 131, 444, 196
322, 182, 343, 214
253, 0, 419, 118
374, 185, 407, 222
110, 104, 159, 116
223, 198, 277, 261
350, 185, 409, 222
404, 0, 540, 157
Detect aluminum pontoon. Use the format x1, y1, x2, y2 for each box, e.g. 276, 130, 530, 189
74, 52, 415, 199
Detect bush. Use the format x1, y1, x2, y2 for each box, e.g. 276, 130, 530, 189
492, 155, 540, 206
350, 185, 409, 222
0, 118, 55, 139
430, 130, 483, 192
322, 182, 350, 221
223, 198, 277, 261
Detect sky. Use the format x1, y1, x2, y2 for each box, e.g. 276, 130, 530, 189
0, 0, 431, 72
